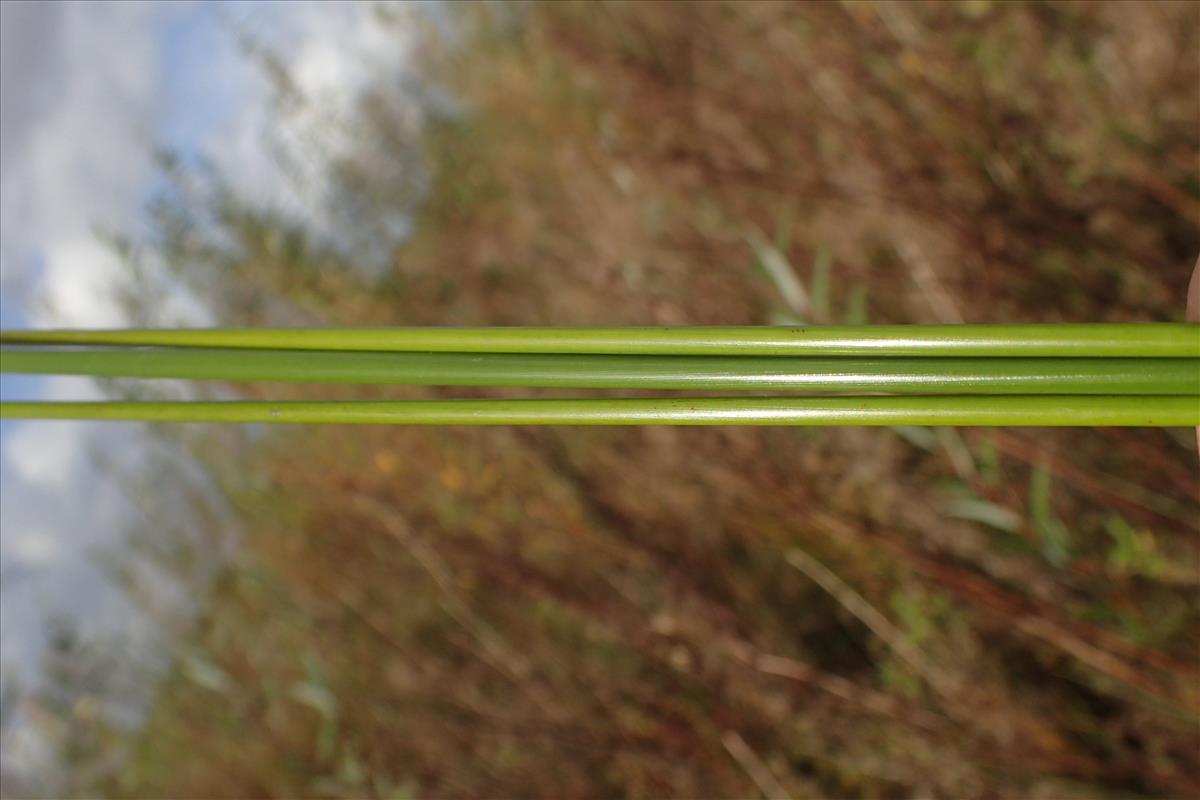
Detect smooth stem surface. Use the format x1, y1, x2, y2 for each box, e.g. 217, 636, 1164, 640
2, 348, 1198, 395
2, 397, 1195, 426
2, 324, 1197, 357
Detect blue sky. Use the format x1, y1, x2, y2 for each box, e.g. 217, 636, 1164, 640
0, 5, 418, 774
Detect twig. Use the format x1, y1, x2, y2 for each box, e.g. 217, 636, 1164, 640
722, 730, 792, 800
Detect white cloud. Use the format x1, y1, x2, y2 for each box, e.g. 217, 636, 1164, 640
207, 1, 418, 255
41, 375, 107, 402
2, 14, 425, 794
0, 3, 190, 714
39, 241, 128, 328
0, 1, 164, 326
5, 527, 61, 567
0, 1, 421, 720
2, 420, 86, 489
2, 2, 419, 323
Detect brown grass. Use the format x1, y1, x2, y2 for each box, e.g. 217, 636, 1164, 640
83, 2, 1200, 798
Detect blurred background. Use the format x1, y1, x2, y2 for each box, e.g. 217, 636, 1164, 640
1, 1, 1198, 797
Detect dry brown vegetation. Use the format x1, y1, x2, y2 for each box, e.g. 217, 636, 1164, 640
88, 2, 1200, 798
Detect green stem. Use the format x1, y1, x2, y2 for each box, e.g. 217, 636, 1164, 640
2, 348, 1197, 395
1, 324, 1197, 357
2, 396, 1195, 426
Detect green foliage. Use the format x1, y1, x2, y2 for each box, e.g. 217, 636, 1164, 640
1030, 465, 1072, 568
1103, 515, 1167, 579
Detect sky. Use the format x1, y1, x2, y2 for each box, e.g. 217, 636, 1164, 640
0, 0, 417, 777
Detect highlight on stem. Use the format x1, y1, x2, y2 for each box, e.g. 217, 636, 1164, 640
2, 324, 1197, 428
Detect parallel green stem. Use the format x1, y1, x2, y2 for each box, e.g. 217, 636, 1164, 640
2, 324, 1197, 357
2, 397, 1195, 426
2, 348, 1197, 395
